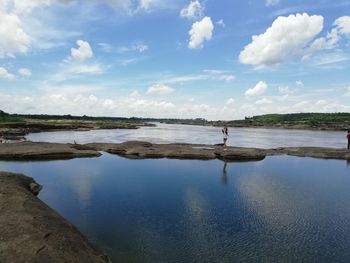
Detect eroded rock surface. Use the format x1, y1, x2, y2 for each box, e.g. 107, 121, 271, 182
0, 172, 110, 263
0, 142, 101, 160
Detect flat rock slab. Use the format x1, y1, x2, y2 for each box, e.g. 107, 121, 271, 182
87, 141, 350, 161
0, 172, 110, 263
1, 141, 349, 162
0, 142, 101, 160
269, 147, 350, 160
87, 141, 267, 162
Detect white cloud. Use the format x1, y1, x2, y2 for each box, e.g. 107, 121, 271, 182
226, 98, 235, 105
161, 70, 235, 84
57, 40, 105, 79
255, 98, 273, 105
117, 43, 149, 53
345, 87, 350, 96
0, 67, 15, 80
105, 0, 133, 11
188, 16, 214, 49
0, 10, 31, 58
245, 81, 268, 97
304, 16, 350, 58
296, 80, 304, 86
334, 16, 350, 37
18, 68, 32, 77
130, 90, 141, 97
315, 99, 327, 106
239, 13, 323, 66
64, 64, 105, 75
139, 0, 153, 10
216, 19, 226, 28
180, 0, 204, 20
265, 0, 280, 6
7, 0, 51, 14
147, 84, 175, 95
278, 86, 294, 94
69, 40, 93, 61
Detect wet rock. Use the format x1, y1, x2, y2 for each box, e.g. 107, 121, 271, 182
29, 182, 43, 196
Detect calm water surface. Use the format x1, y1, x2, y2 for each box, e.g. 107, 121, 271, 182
26, 123, 346, 148
1, 155, 350, 262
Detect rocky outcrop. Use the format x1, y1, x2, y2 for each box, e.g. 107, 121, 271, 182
268, 147, 350, 160
87, 141, 350, 161
0, 172, 110, 263
87, 141, 266, 162
1, 141, 349, 162
0, 142, 101, 160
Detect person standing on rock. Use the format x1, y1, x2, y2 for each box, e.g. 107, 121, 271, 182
222, 127, 229, 147
347, 130, 350, 150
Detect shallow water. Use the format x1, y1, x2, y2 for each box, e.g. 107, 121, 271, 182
1, 155, 350, 262
26, 123, 346, 148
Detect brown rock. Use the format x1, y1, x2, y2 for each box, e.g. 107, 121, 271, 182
0, 172, 110, 263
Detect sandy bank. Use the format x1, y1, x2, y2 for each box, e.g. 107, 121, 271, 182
0, 172, 110, 263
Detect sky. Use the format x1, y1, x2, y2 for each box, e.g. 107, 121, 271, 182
0, 0, 350, 120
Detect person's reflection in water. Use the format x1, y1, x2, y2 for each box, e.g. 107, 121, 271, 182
347, 159, 350, 167
222, 161, 228, 185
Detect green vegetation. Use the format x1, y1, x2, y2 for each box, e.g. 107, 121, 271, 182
161, 113, 350, 130
1, 110, 350, 134
0, 110, 24, 123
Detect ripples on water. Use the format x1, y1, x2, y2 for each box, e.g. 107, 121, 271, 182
26, 123, 346, 148
1, 155, 350, 262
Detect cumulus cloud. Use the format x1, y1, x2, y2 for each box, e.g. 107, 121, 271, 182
255, 98, 272, 105
147, 84, 175, 95
245, 81, 268, 97
296, 80, 304, 86
0, 67, 15, 80
239, 13, 323, 66
265, 0, 280, 6
0, 10, 31, 57
69, 40, 93, 61
216, 19, 226, 28
334, 16, 350, 36
18, 68, 32, 77
180, 0, 204, 20
57, 39, 105, 79
188, 16, 214, 49
278, 86, 293, 94
226, 98, 235, 105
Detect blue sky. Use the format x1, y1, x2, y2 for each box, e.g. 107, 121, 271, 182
0, 0, 350, 120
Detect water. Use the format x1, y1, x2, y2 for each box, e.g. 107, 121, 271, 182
26, 123, 346, 149
1, 155, 350, 262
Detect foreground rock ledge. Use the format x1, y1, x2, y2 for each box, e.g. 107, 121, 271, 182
0, 172, 110, 263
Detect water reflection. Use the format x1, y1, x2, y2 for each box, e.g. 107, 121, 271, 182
1, 155, 350, 262
222, 161, 228, 185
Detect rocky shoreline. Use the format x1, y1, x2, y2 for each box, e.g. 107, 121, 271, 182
1, 141, 349, 262
0, 171, 110, 263
0, 141, 349, 161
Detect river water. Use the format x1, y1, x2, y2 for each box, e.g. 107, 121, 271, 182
26, 123, 346, 149
1, 154, 350, 262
